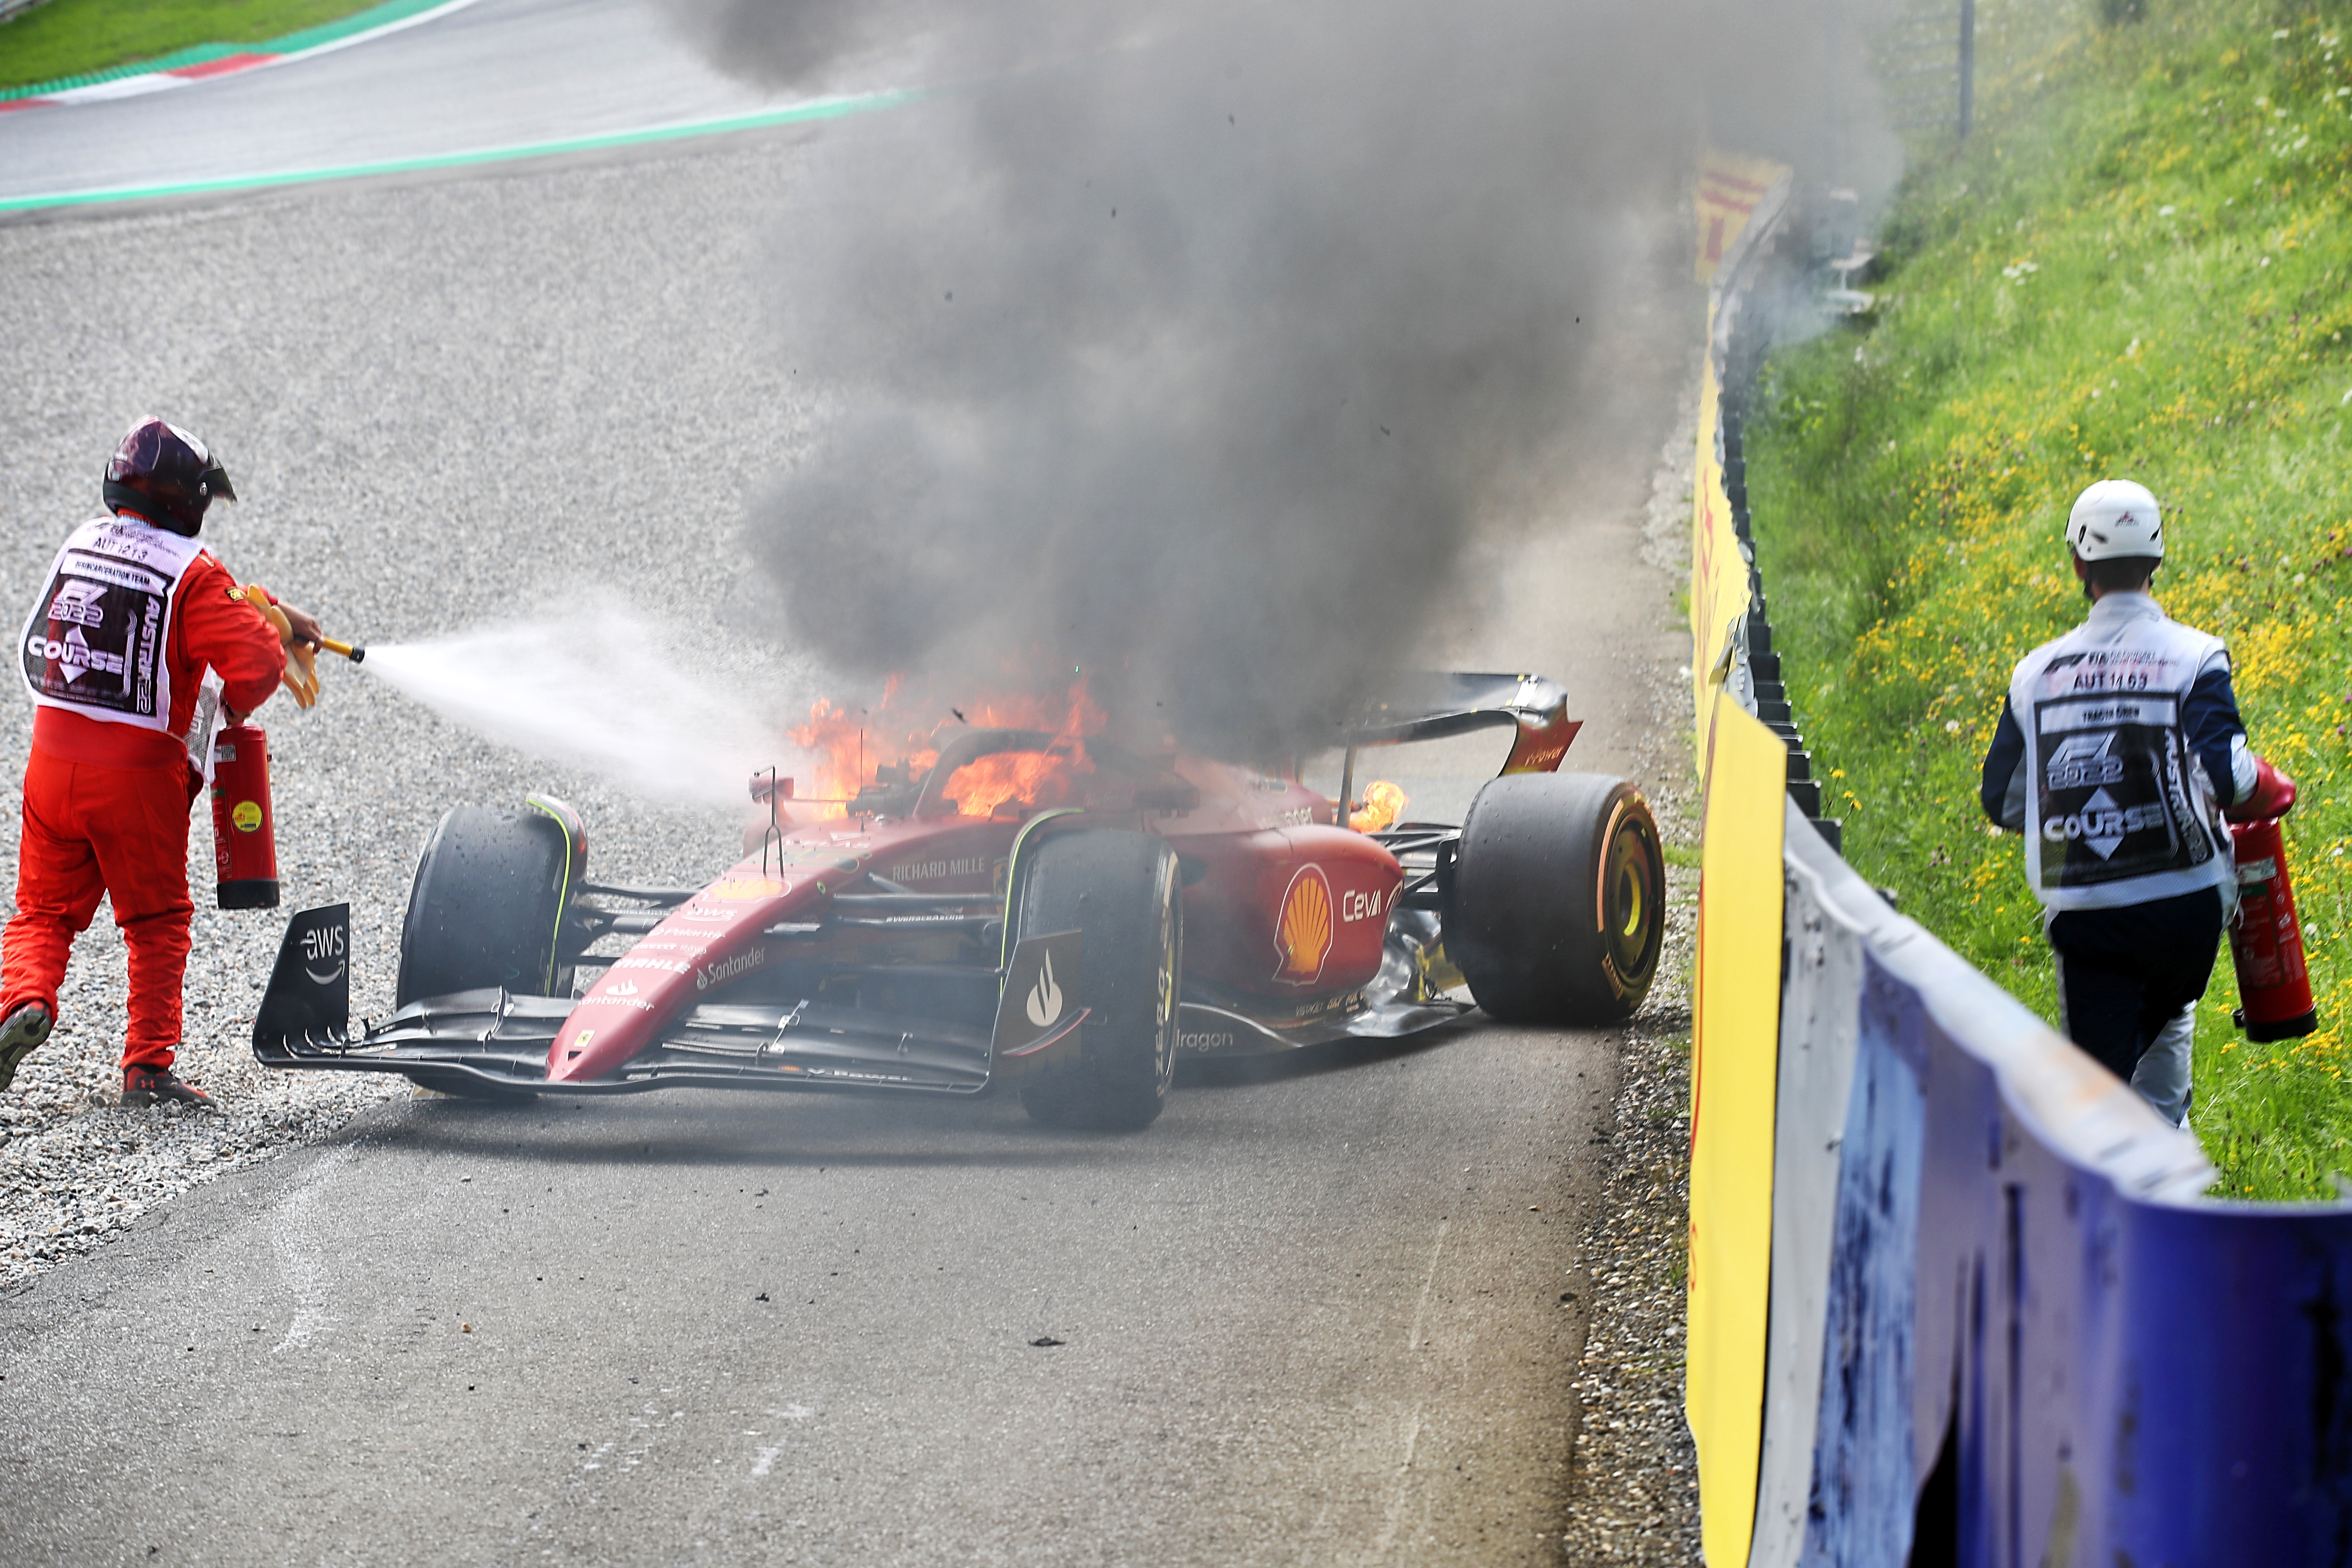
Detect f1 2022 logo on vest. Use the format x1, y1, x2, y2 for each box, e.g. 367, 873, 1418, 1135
2044, 732, 2127, 790
44, 588, 104, 630
2043, 789, 2167, 860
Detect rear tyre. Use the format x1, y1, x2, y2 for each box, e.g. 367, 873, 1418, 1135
397, 805, 577, 1101
1015, 831, 1182, 1131
1446, 773, 1664, 1026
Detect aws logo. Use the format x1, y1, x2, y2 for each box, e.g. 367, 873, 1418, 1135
299, 923, 345, 986
1273, 865, 1333, 984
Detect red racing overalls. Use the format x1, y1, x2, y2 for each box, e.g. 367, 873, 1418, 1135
1, 513, 285, 1071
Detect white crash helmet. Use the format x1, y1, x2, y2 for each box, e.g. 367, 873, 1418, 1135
2066, 479, 2163, 561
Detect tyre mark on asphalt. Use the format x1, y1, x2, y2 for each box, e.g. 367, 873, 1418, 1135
1363, 1216, 1452, 1562
1405, 1216, 1449, 1349
269, 1144, 356, 1355
1367, 1411, 1426, 1562
745, 1401, 812, 1482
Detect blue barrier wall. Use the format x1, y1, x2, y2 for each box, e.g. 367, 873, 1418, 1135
1754, 803, 2352, 1566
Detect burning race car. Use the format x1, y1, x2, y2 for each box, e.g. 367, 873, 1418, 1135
254, 673, 1663, 1129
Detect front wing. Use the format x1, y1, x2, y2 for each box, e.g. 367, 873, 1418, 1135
251, 904, 1085, 1097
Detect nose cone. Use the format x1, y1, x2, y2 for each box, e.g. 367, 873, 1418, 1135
544, 869, 818, 1082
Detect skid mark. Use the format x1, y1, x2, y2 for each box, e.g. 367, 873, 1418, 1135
1405, 1218, 1449, 1350
1367, 1412, 1426, 1561
270, 1145, 356, 1355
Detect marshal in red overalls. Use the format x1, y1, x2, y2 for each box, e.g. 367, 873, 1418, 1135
0, 420, 305, 1106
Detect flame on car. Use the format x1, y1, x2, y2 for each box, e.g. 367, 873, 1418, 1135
1349, 780, 1408, 833
786, 675, 937, 817
784, 677, 1105, 820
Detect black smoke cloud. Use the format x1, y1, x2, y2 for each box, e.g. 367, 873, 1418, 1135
678, 0, 1888, 761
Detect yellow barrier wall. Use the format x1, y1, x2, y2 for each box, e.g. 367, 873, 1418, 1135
1686, 692, 1788, 1568
1694, 150, 1789, 284
1684, 149, 1793, 1567
1689, 342, 1747, 759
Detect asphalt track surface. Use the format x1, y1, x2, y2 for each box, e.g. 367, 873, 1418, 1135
0, 3, 1696, 1560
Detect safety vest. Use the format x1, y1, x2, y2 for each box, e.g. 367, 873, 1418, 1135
2008, 594, 2233, 911
18, 516, 207, 735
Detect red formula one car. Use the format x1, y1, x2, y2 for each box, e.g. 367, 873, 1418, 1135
254, 673, 1663, 1129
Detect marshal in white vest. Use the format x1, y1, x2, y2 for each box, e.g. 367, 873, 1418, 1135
2006, 594, 2234, 911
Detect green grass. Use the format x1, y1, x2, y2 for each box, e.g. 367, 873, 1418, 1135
1746, 0, 2352, 1200
0, 0, 379, 92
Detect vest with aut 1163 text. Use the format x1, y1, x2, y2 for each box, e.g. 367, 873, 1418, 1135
2008, 602, 2233, 911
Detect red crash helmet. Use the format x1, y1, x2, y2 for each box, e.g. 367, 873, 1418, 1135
102, 417, 235, 536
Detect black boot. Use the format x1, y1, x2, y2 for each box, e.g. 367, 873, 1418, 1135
0, 1003, 52, 1093
122, 1063, 216, 1110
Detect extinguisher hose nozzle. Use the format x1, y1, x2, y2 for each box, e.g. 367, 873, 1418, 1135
318, 637, 366, 664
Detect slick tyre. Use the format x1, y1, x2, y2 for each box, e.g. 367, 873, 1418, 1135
1447, 773, 1664, 1026
397, 804, 576, 1100
1014, 831, 1182, 1132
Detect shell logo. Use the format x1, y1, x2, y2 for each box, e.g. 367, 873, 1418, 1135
1272, 864, 1334, 984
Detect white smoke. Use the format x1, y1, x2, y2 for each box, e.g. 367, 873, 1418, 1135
358, 605, 802, 808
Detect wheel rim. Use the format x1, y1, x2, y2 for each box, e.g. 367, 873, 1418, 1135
1600, 815, 1661, 991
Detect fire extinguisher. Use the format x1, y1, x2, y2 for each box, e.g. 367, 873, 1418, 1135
2227, 756, 2317, 1042
211, 720, 281, 911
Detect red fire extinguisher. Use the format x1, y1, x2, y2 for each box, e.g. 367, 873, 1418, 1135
211, 720, 281, 910
2227, 756, 2316, 1042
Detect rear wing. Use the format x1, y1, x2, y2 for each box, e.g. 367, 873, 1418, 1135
1336, 672, 1582, 823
